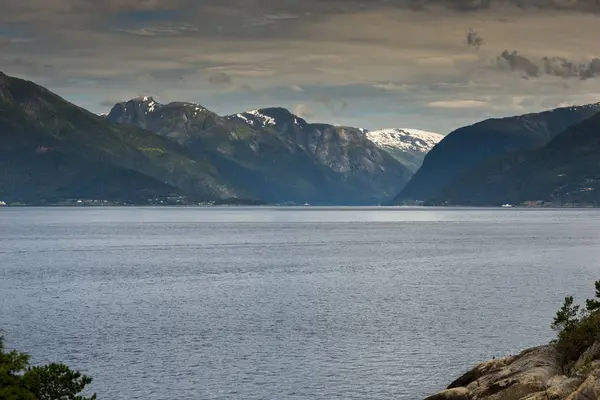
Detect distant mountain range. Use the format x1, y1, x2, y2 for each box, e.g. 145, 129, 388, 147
0, 72, 440, 205
106, 97, 418, 205
392, 103, 600, 205
6, 71, 600, 207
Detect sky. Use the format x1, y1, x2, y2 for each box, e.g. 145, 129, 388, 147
1, 0, 600, 133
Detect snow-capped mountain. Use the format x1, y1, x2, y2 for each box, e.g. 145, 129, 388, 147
226, 107, 307, 129
108, 100, 413, 205
365, 128, 443, 172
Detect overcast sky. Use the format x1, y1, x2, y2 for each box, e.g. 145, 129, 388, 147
1, 0, 600, 133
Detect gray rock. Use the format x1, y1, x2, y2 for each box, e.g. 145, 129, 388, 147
574, 339, 600, 371
424, 387, 470, 400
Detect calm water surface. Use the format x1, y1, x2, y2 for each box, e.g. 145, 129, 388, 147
1, 207, 598, 399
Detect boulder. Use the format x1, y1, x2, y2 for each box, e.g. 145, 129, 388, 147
463, 346, 561, 399
545, 376, 585, 400
448, 357, 515, 388
566, 370, 600, 399
424, 387, 471, 400
574, 339, 600, 371
425, 346, 562, 400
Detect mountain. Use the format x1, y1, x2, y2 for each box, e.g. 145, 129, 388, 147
108, 100, 413, 205
0, 72, 252, 204
392, 103, 600, 204
435, 111, 600, 206
365, 128, 443, 172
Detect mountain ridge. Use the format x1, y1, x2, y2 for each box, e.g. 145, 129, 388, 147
434, 110, 600, 206
107, 98, 415, 205
0, 72, 256, 204
392, 103, 600, 204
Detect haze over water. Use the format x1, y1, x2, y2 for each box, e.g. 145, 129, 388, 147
1, 207, 598, 399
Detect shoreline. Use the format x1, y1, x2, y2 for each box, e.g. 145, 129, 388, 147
424, 342, 600, 399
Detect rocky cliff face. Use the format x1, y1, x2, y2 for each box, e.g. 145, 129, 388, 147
424, 342, 600, 399
108, 100, 413, 205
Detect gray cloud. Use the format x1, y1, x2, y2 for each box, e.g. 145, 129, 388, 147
3, 0, 600, 133
314, 94, 349, 115
495, 50, 600, 80
293, 103, 315, 119
466, 28, 484, 48
239, 83, 264, 97
116, 23, 199, 37
208, 72, 233, 86
543, 56, 600, 79
496, 50, 540, 77
100, 98, 121, 107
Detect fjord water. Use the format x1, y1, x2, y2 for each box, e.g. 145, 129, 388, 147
1, 207, 598, 399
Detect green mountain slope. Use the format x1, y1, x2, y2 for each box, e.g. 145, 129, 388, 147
392, 104, 600, 204
108, 100, 413, 205
0, 72, 250, 203
436, 111, 600, 206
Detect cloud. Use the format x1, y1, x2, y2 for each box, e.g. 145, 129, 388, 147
238, 83, 264, 97
466, 28, 484, 48
100, 98, 121, 107
116, 23, 199, 36
543, 56, 600, 79
427, 99, 490, 108
496, 50, 540, 77
293, 103, 314, 119
208, 72, 233, 86
494, 50, 600, 80
372, 82, 412, 91
313, 93, 349, 114
4, 0, 600, 134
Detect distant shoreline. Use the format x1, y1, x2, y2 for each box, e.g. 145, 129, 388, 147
2, 204, 600, 209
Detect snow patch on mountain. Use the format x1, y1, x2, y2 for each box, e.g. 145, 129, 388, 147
366, 128, 443, 153
246, 110, 277, 126
232, 110, 279, 127
235, 113, 253, 125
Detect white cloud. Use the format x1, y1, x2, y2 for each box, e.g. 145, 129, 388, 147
427, 100, 490, 109
372, 82, 412, 91
116, 23, 199, 36
293, 103, 314, 119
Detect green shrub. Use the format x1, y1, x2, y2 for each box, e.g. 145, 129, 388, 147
552, 281, 600, 369
0, 335, 95, 400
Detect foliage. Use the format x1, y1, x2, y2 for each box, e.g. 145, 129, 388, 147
0, 335, 95, 400
552, 280, 600, 369
551, 296, 580, 332
585, 280, 600, 312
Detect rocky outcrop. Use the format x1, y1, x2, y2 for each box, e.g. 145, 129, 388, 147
425, 342, 600, 400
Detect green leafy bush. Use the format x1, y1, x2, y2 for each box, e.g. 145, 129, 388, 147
552, 280, 600, 370
0, 335, 95, 400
